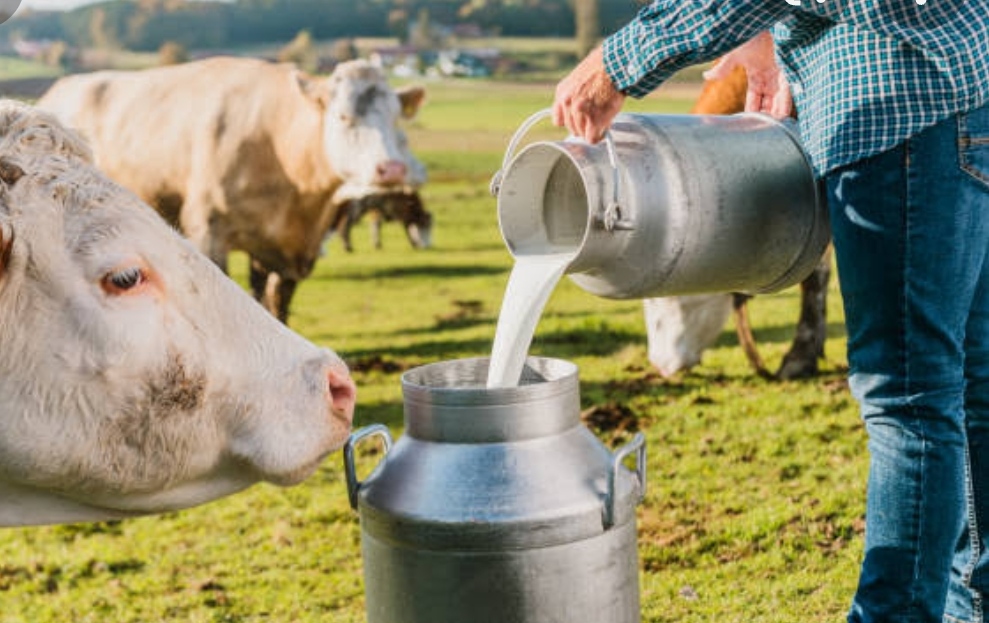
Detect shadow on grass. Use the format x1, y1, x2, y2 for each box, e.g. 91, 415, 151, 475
323, 262, 507, 282
344, 337, 496, 364
532, 324, 644, 359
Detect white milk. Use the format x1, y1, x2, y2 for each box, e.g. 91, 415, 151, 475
487, 254, 572, 388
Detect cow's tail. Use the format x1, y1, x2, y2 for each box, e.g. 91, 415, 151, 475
732, 293, 774, 380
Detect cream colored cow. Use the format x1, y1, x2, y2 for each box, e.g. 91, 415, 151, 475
0, 100, 356, 527
39, 57, 426, 322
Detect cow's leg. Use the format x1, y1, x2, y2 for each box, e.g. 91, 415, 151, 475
776, 251, 832, 379
248, 258, 268, 303
370, 210, 383, 250
247, 259, 296, 323
264, 272, 298, 324
338, 203, 355, 253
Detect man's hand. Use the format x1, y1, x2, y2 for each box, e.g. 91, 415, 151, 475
552, 46, 626, 143
704, 31, 793, 119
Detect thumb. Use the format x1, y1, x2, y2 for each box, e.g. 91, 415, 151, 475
702, 56, 738, 82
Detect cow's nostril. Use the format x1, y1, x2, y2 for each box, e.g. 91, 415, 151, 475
328, 365, 357, 423
376, 161, 407, 184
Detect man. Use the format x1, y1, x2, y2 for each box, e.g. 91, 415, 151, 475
552, 3, 989, 622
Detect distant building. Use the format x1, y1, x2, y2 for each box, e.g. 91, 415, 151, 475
12, 38, 52, 61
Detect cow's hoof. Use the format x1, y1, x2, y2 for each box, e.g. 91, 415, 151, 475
776, 355, 819, 380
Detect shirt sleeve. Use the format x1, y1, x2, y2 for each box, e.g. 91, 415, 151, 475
603, 0, 793, 98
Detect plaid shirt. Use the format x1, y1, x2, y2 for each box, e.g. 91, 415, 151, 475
602, 1, 989, 176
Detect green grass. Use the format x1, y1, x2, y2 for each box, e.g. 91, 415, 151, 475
0, 78, 864, 622
0, 56, 64, 80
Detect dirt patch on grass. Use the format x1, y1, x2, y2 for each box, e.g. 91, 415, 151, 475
581, 402, 640, 436
348, 354, 411, 374
434, 299, 486, 330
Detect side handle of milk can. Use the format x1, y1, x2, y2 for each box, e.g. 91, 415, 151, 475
604, 432, 647, 529
343, 424, 393, 510
489, 108, 633, 232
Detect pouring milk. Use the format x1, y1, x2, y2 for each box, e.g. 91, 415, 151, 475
486, 254, 571, 388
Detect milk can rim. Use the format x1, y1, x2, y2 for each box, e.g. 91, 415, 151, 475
496, 139, 594, 262
400, 356, 579, 406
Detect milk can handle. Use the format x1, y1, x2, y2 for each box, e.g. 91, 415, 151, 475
489, 108, 629, 232
604, 432, 647, 529
343, 424, 393, 511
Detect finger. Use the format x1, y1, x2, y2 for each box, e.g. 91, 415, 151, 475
744, 87, 764, 114
563, 104, 581, 134
586, 122, 606, 144
770, 90, 791, 120
551, 98, 565, 127
577, 112, 594, 143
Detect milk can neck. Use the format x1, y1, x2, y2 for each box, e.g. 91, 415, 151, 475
400, 357, 582, 443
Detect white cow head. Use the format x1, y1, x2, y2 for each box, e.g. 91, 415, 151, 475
643, 295, 733, 377
0, 100, 356, 526
296, 59, 426, 199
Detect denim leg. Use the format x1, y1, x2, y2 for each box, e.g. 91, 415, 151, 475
834, 106, 989, 623
944, 105, 989, 623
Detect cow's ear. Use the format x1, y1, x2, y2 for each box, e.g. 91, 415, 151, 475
0, 159, 24, 187
293, 70, 330, 109
396, 86, 426, 120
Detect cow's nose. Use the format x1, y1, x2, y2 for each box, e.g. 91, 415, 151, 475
376, 160, 407, 185
328, 364, 357, 424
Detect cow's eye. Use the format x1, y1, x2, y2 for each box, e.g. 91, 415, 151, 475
102, 266, 146, 293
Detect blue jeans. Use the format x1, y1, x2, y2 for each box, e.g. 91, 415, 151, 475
833, 103, 989, 623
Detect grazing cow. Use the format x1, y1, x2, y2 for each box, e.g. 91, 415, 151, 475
644, 65, 832, 379
0, 100, 356, 527
330, 189, 433, 253
37, 57, 426, 322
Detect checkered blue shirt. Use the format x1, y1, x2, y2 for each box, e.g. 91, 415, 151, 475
602, 1, 989, 176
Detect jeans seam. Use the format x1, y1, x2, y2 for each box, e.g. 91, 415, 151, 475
903, 136, 914, 413
962, 443, 983, 622
905, 137, 926, 612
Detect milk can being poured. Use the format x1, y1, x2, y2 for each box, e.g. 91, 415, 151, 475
486, 109, 829, 387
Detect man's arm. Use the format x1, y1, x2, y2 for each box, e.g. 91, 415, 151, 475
554, 0, 792, 142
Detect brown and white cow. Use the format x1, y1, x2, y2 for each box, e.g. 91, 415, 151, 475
37, 57, 426, 322
0, 99, 356, 527
644, 65, 832, 380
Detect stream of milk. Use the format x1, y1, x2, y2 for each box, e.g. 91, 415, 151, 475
486, 254, 572, 388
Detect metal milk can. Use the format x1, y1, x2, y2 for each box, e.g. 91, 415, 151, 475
344, 357, 647, 623
491, 110, 830, 299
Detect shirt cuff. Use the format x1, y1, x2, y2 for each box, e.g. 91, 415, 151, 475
602, 24, 672, 99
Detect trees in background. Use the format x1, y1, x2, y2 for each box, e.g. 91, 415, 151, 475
573, 0, 599, 58
5, 0, 644, 53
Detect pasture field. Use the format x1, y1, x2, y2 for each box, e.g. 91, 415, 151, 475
0, 79, 863, 622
